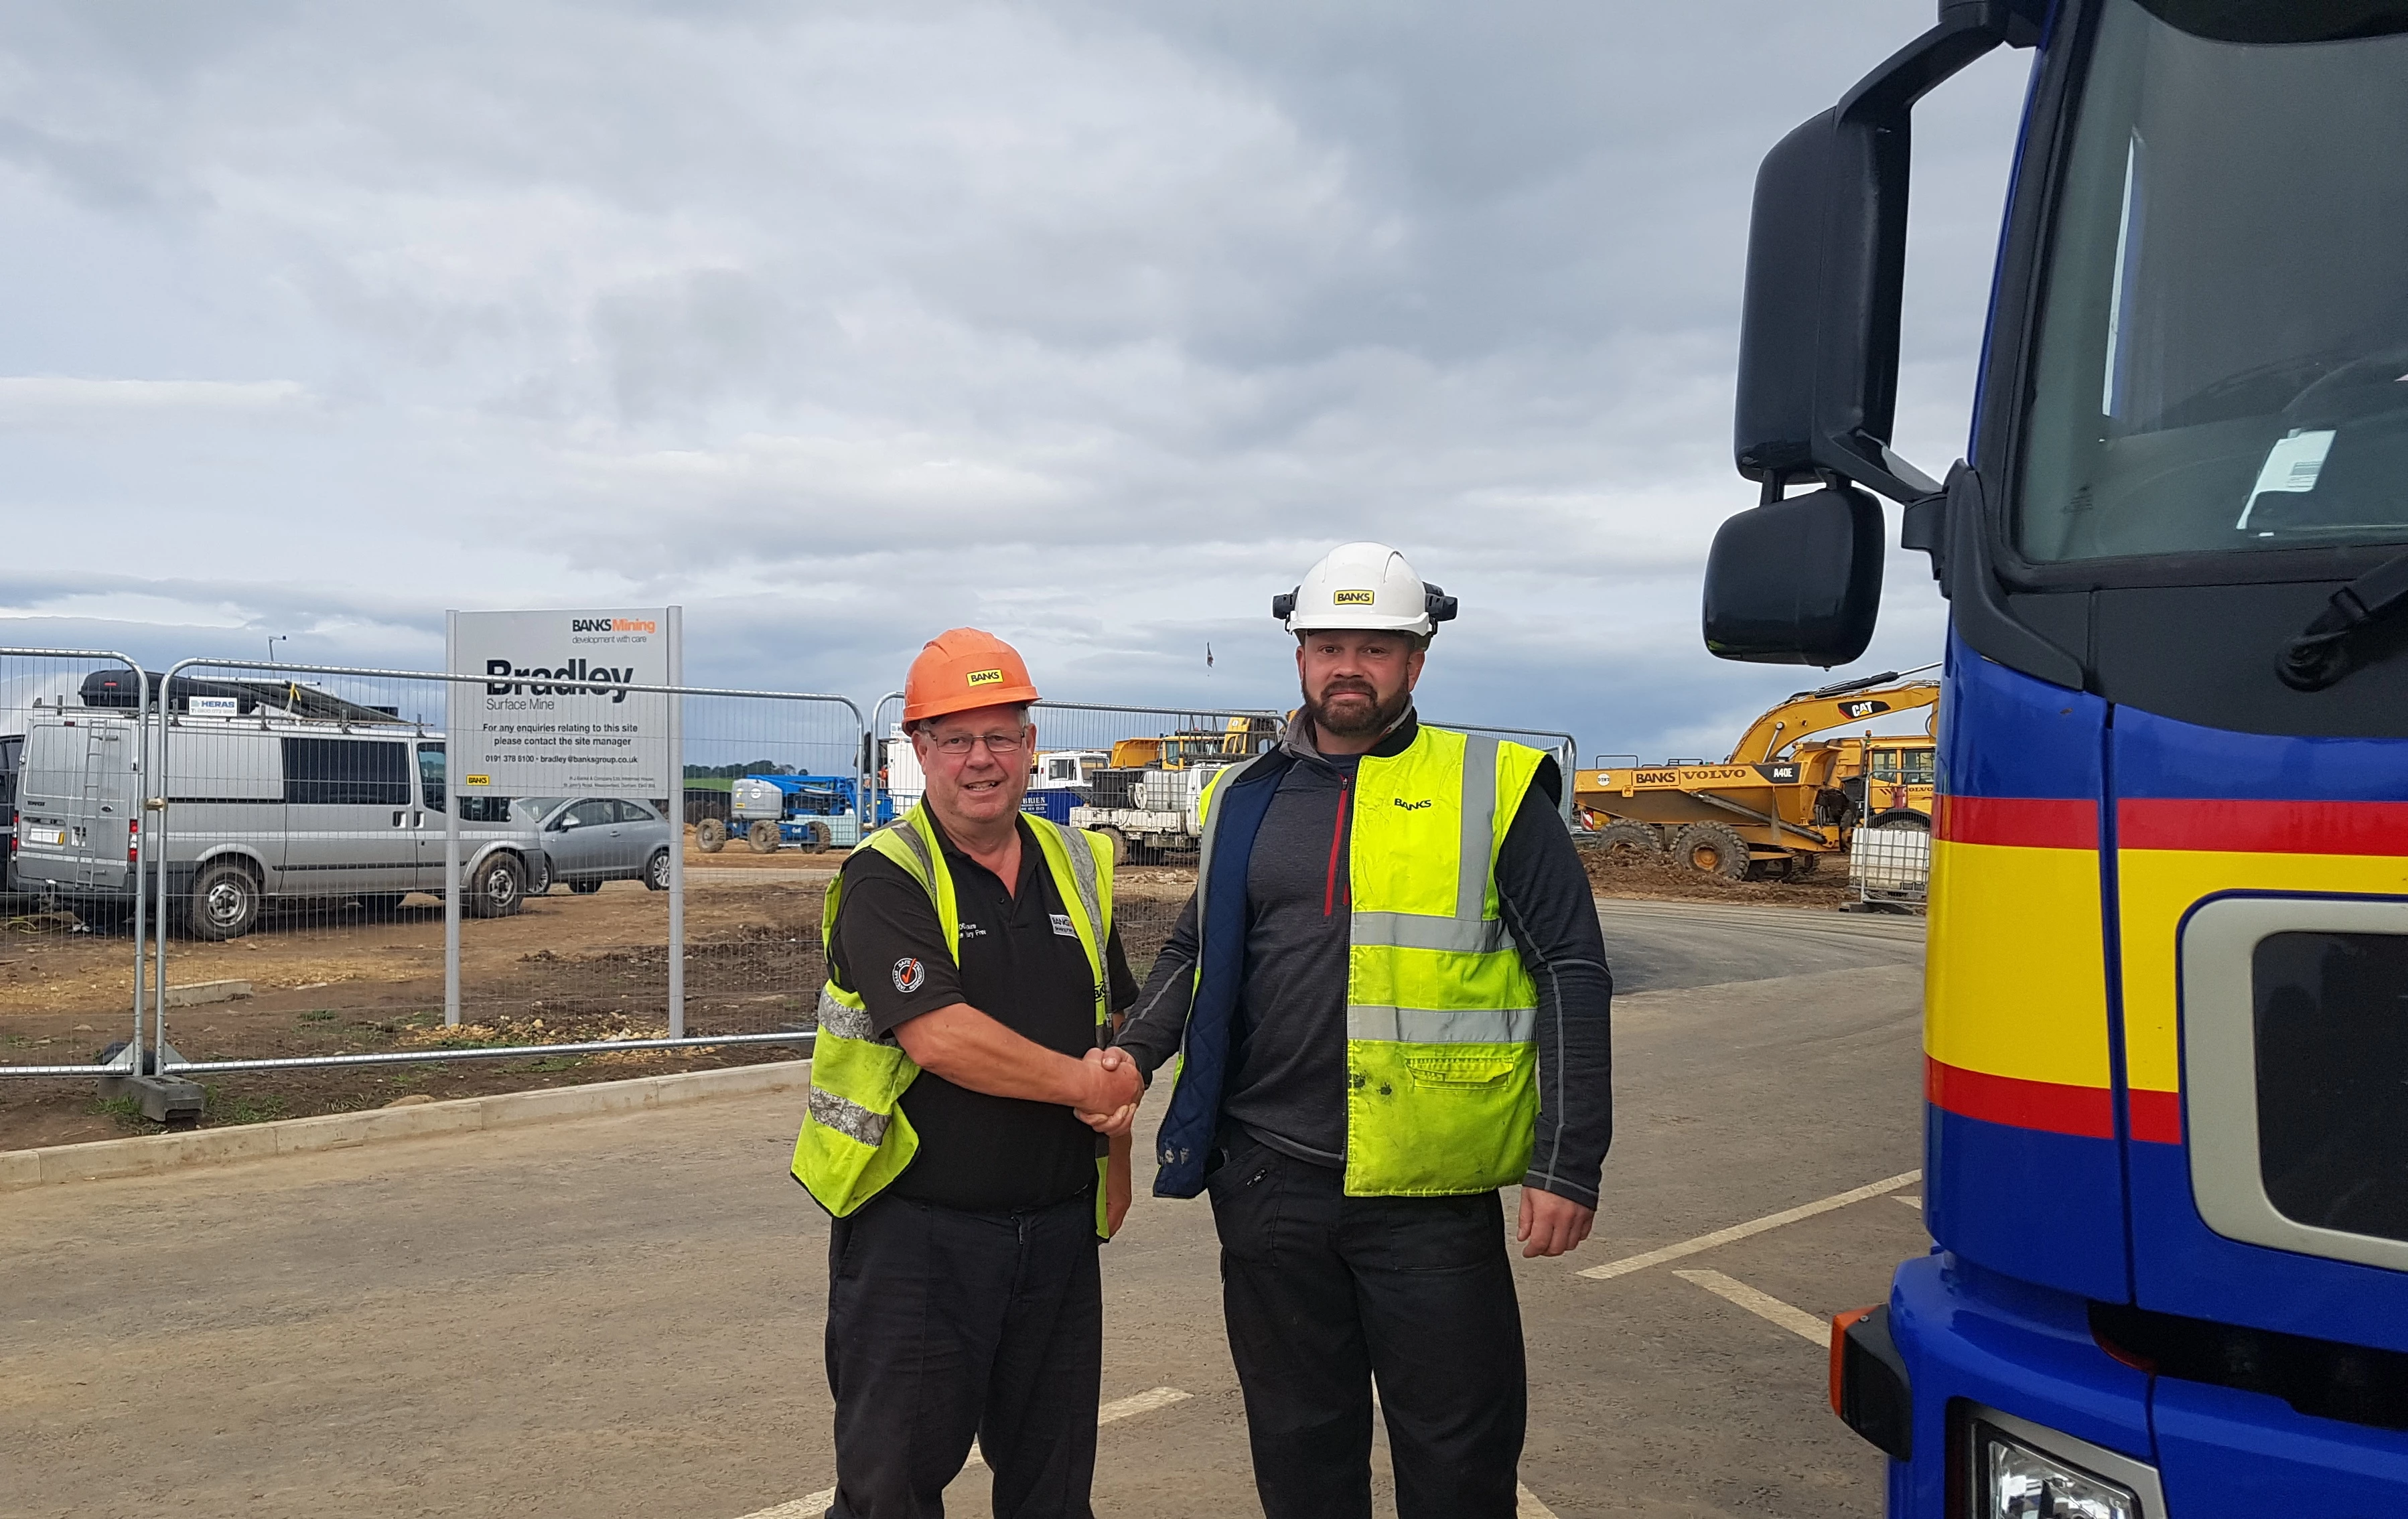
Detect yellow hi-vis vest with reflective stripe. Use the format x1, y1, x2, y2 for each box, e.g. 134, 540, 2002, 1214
1197, 726, 1545, 1197
790, 802, 1117, 1236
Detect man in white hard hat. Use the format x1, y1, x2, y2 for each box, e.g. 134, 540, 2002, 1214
1112, 542, 1614, 1519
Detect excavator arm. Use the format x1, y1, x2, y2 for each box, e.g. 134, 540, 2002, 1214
1721, 673, 1938, 766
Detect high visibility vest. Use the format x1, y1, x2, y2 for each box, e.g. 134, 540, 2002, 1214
790, 803, 1117, 1236
1186, 726, 1545, 1196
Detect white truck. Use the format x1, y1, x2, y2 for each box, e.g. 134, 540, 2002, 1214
1068, 763, 1230, 864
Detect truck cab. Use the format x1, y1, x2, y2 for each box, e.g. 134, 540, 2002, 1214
1704, 1, 2408, 1510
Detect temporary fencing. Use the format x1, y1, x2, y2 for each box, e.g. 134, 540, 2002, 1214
0, 648, 155, 1077
1, 656, 864, 1083
2, 645, 1586, 1099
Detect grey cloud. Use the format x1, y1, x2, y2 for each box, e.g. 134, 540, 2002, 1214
0, 0, 2014, 763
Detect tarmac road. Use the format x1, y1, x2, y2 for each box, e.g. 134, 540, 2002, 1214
1, 898, 1928, 1519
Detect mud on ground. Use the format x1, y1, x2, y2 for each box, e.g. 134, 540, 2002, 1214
1, 849, 1191, 1153
1580, 845, 1857, 908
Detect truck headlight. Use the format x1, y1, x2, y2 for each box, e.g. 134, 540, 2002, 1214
1977, 1422, 2139, 1519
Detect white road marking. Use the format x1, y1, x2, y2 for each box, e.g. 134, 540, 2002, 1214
1673, 1269, 1829, 1345
1577, 1169, 1922, 1280
738, 1387, 1192, 1519
1894, 1195, 1923, 1210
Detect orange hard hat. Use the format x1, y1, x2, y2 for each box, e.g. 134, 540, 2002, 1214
902, 628, 1042, 723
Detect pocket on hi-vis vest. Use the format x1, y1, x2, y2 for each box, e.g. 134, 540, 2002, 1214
1404, 1056, 1515, 1088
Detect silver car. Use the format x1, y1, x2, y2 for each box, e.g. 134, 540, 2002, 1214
517, 796, 674, 894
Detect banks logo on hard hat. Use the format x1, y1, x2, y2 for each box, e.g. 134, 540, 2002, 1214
900, 630, 1042, 723
1273, 542, 1460, 636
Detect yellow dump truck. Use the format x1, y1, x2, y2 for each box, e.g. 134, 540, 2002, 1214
1572, 672, 1936, 880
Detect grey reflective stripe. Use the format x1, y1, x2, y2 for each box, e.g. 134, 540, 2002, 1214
1458, 733, 1499, 920
1350, 910, 1509, 954
806, 1083, 890, 1147
1058, 820, 1103, 936
817, 985, 873, 1041
1347, 1004, 1537, 1045
885, 817, 935, 889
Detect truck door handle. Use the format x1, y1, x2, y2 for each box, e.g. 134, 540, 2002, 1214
393, 810, 408, 827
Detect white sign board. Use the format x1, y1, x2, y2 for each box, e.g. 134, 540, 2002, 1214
447, 607, 681, 797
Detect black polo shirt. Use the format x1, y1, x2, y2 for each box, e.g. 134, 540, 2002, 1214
827, 814, 1138, 1213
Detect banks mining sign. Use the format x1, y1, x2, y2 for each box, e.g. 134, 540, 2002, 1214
446, 608, 682, 798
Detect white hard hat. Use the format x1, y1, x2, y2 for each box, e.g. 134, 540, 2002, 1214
1272, 541, 1459, 637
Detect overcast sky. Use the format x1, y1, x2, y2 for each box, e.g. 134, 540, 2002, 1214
0, 1, 2032, 761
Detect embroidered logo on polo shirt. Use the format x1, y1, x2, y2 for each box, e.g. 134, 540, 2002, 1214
1050, 912, 1077, 938
959, 921, 988, 940
892, 957, 927, 993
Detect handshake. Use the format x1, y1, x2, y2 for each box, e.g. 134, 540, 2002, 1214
1073, 1046, 1143, 1137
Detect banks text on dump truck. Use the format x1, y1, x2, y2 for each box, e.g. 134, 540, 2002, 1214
1701, 1, 2408, 1511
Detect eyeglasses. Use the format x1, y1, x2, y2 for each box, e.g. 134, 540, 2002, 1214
926, 731, 1028, 757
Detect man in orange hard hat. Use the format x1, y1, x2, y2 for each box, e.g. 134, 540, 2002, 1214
791, 627, 1144, 1519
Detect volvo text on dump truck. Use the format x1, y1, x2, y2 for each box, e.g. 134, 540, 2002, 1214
1703, 2, 2408, 1511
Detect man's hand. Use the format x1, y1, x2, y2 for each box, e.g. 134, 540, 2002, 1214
1105, 1134, 1132, 1237
1073, 1047, 1142, 1135
1516, 1186, 1596, 1258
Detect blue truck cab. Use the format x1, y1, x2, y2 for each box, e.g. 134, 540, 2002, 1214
1701, 1, 2408, 1512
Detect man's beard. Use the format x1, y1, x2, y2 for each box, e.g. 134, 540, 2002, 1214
1303, 678, 1412, 740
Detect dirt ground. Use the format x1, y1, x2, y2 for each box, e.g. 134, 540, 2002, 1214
0, 843, 1192, 1153
1580, 841, 1858, 908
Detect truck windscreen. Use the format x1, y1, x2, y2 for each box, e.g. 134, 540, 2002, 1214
2017, 0, 2408, 563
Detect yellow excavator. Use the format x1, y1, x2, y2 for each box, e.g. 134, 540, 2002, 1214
1572, 668, 1938, 881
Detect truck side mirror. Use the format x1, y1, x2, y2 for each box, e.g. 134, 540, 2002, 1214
1732, 5, 2017, 506
1702, 485, 1884, 666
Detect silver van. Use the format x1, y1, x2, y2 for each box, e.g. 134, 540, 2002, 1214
12, 705, 551, 940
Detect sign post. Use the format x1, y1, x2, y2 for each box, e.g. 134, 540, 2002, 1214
445, 607, 682, 1031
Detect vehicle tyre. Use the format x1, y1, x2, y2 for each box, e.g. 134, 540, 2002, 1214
470, 853, 526, 918
1869, 810, 1930, 831
800, 820, 832, 854
357, 891, 409, 919
696, 817, 728, 853
747, 820, 782, 854
1594, 820, 1663, 865
644, 849, 672, 891
1672, 822, 1752, 882
1095, 826, 1129, 866
569, 879, 604, 895
188, 861, 262, 940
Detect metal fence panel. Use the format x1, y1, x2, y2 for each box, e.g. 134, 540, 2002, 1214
135, 658, 861, 1083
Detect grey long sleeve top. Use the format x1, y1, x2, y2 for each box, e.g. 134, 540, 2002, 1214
1113, 715, 1616, 1206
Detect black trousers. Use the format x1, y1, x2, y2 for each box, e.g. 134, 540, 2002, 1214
824, 1187, 1101, 1519
1206, 1131, 1528, 1519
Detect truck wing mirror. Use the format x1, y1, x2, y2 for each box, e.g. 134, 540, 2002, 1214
1702, 484, 1884, 667
1733, 1, 2030, 507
